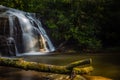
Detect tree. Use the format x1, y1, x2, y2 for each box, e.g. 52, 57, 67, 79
1, 0, 119, 51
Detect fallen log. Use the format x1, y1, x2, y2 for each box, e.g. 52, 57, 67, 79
0, 57, 93, 74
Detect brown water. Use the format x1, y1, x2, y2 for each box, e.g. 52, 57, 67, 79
0, 53, 120, 80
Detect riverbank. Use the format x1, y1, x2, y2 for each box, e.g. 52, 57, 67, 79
55, 46, 120, 54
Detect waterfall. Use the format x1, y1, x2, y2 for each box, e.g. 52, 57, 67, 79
0, 5, 55, 56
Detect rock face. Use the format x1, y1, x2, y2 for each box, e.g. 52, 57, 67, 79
0, 5, 55, 56
0, 15, 22, 56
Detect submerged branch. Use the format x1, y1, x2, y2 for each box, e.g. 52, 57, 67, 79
0, 57, 93, 74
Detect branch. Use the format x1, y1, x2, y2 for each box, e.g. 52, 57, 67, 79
0, 57, 93, 74
65, 58, 92, 69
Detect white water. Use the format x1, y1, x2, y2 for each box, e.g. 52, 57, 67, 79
0, 5, 55, 56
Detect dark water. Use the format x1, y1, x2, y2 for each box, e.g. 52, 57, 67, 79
0, 53, 120, 80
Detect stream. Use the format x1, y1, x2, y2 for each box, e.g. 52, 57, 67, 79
0, 53, 120, 80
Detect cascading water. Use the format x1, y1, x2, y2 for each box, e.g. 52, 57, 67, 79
0, 5, 55, 56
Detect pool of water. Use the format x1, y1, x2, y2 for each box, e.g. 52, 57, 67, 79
0, 53, 120, 80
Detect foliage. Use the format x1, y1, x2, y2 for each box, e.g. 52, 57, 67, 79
0, 0, 119, 51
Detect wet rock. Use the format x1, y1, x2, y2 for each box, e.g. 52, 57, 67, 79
83, 75, 112, 80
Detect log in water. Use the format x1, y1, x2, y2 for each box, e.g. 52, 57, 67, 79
0, 57, 93, 74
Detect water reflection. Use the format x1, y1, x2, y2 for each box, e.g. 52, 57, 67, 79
0, 67, 53, 80
0, 53, 120, 80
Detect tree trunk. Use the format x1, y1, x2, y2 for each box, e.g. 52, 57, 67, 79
0, 57, 93, 74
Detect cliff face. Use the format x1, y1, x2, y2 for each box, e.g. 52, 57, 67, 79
0, 16, 22, 56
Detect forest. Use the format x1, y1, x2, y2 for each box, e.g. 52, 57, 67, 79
0, 0, 120, 52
